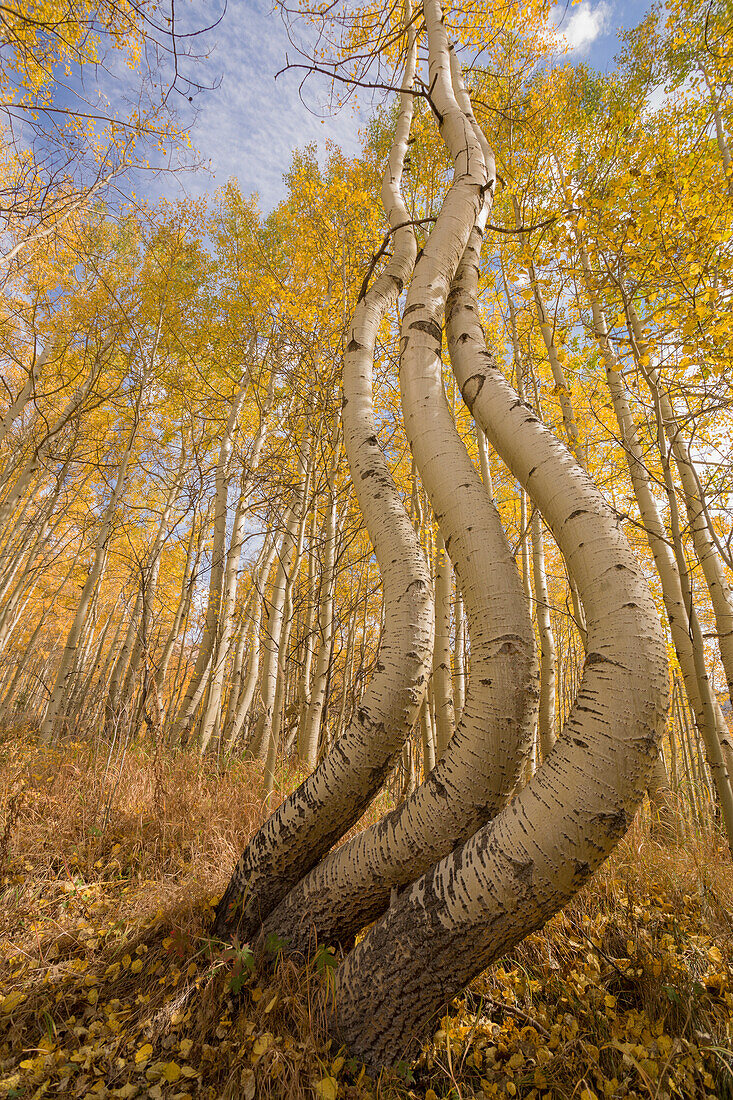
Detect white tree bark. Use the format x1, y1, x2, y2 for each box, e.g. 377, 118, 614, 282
327, 19, 667, 1064
40, 385, 143, 742
432, 529, 455, 759
213, 14, 434, 939
174, 371, 251, 737
259, 8, 538, 954
299, 436, 340, 768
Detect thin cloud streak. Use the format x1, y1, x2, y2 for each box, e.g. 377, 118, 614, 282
176, 0, 368, 211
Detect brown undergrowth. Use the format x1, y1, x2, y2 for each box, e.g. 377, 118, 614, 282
1, 732, 732, 1100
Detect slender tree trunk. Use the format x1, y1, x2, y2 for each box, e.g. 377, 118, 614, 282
432, 530, 455, 760
40, 391, 142, 742
225, 537, 279, 751
300, 438, 340, 768
174, 371, 251, 738
453, 585, 465, 722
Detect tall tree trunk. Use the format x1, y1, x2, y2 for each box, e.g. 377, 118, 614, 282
224, 536, 279, 751
40, 388, 142, 742
326, 32, 667, 1064
260, 10, 537, 955
174, 371, 251, 738
299, 436, 340, 768
213, 18, 434, 940
432, 530, 455, 760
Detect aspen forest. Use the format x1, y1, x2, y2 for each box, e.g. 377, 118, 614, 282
2, 0, 733, 1096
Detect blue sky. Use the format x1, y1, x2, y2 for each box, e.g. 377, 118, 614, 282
162, 0, 654, 213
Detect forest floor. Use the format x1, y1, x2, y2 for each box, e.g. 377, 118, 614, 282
1, 733, 732, 1100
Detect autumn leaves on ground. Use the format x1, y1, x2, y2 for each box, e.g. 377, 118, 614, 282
0, 737, 732, 1100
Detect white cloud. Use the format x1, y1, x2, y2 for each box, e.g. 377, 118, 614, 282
160, 0, 369, 212
549, 1, 612, 55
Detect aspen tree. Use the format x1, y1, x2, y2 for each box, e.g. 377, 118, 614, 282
214, 7, 435, 938
300, 429, 341, 767
39, 380, 145, 742
225, 536, 280, 751
557, 199, 731, 828
323, 13, 666, 1061
174, 370, 252, 739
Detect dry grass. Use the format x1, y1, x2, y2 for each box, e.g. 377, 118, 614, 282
0, 731, 732, 1099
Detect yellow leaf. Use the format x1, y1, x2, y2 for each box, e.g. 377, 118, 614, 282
264, 994, 278, 1013
162, 1062, 181, 1083
178, 1039, 193, 1058
251, 1033, 272, 1059
314, 1076, 338, 1100
135, 1043, 153, 1064
131, 959, 143, 973
1, 991, 26, 1013
331, 1056, 345, 1075
425, 1090, 439, 1100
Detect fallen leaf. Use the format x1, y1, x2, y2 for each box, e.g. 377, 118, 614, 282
314, 1075, 338, 1100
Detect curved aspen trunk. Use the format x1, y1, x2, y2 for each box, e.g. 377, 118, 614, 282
260, 7, 537, 955
213, 13, 434, 940
327, 18, 667, 1065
